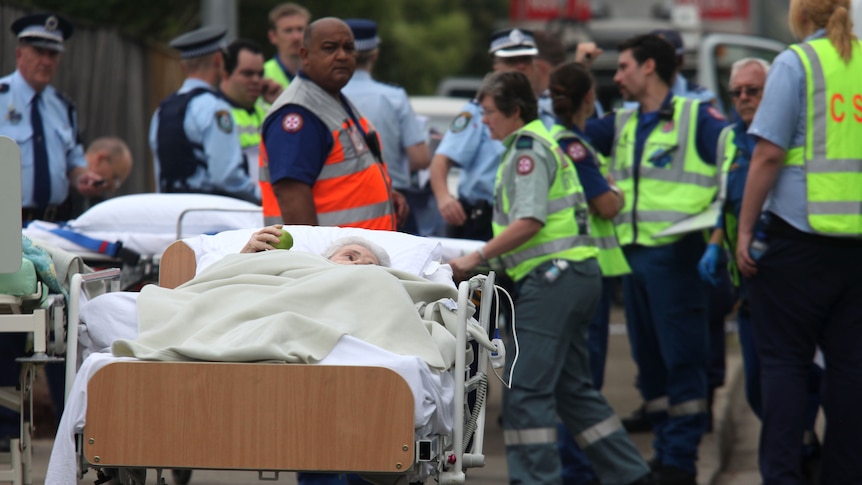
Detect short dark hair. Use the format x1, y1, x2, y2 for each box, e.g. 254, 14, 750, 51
224, 39, 263, 75
617, 34, 676, 87
477, 71, 537, 124
549, 61, 594, 122
533, 31, 566, 66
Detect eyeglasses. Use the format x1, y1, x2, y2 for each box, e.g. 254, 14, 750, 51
238, 69, 264, 78
729, 86, 762, 98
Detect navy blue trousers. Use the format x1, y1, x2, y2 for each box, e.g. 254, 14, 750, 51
749, 230, 862, 485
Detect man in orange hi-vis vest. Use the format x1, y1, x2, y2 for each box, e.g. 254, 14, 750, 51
259, 17, 408, 230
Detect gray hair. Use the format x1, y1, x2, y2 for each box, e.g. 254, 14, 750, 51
477, 71, 537, 123
729, 57, 770, 83
321, 236, 391, 267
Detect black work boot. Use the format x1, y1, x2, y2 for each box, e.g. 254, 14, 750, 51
622, 402, 652, 433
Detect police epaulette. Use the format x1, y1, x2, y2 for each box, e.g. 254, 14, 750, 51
515, 136, 533, 149
0, 83, 8, 93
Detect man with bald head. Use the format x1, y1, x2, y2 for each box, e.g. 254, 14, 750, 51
71, 136, 134, 215
259, 17, 407, 231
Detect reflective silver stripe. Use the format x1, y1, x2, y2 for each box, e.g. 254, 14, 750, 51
259, 165, 271, 183
809, 201, 862, 215
547, 192, 585, 214
503, 427, 557, 445
317, 201, 391, 226
668, 399, 708, 417
264, 215, 282, 225
318, 154, 372, 181
594, 234, 620, 250
638, 165, 716, 187
236, 124, 259, 136
615, 210, 690, 225
501, 235, 594, 268
610, 109, 637, 174
493, 189, 508, 226
644, 396, 669, 413
798, 43, 828, 164
574, 415, 624, 448
806, 158, 862, 173
716, 125, 734, 203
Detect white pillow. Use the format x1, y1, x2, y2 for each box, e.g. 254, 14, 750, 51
185, 225, 444, 279
70, 194, 263, 236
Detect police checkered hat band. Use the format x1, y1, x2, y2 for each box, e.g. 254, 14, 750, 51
345, 19, 380, 52
489, 28, 538, 58
11, 13, 73, 53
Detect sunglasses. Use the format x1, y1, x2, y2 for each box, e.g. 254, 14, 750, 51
729, 86, 762, 98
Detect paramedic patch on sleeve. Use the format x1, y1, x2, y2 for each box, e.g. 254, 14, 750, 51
450, 112, 471, 133
516, 155, 535, 175
567, 141, 587, 162
282, 113, 304, 133
215, 110, 234, 133
707, 106, 725, 121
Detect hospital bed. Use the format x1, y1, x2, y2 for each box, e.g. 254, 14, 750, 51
48, 225, 502, 485
0, 137, 122, 485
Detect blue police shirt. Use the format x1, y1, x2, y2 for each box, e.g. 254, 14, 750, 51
342, 70, 425, 191
149, 78, 259, 202
0, 70, 86, 208
747, 29, 826, 234
434, 100, 505, 204
554, 123, 610, 200
587, 91, 728, 168
537, 91, 556, 130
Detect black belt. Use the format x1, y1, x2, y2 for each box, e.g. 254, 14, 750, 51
767, 213, 862, 248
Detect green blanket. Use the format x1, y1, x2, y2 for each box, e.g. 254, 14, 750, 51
113, 251, 474, 370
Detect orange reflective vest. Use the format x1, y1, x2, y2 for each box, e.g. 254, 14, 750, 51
259, 76, 396, 230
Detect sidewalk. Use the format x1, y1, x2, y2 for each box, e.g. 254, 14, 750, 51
12, 321, 757, 485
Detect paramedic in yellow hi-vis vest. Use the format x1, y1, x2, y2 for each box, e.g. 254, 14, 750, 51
259, 18, 407, 231
736, 1, 862, 482
583, 33, 728, 485
218, 39, 280, 185
449, 71, 652, 485
263, 3, 309, 90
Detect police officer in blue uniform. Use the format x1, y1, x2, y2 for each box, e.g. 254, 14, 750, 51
341, 19, 431, 235
429, 28, 547, 242
149, 26, 260, 204
583, 34, 728, 484
0, 13, 106, 224
0, 12, 110, 453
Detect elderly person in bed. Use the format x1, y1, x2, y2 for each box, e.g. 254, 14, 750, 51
241, 224, 391, 267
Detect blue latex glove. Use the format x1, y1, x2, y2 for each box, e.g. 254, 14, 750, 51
698, 243, 721, 286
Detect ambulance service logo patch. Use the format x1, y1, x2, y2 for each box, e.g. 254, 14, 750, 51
516, 156, 535, 175
282, 113, 304, 132
567, 141, 587, 162
661, 120, 674, 133
707, 106, 726, 121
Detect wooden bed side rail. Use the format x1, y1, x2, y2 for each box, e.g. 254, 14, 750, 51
158, 240, 196, 289
84, 362, 416, 473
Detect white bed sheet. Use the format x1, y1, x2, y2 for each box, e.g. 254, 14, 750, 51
47, 337, 455, 484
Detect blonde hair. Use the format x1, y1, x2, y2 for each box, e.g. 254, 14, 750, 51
268, 3, 311, 31
790, 0, 857, 63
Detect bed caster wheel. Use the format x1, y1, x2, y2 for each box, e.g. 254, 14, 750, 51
172, 468, 192, 484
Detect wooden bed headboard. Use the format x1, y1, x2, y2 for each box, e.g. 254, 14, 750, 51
159, 241, 197, 289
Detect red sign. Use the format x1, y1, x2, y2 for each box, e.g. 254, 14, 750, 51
509, 0, 591, 22
674, 0, 749, 19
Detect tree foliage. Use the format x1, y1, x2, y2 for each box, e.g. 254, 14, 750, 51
11, 0, 508, 94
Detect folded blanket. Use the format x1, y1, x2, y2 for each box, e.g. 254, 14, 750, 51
113, 251, 470, 370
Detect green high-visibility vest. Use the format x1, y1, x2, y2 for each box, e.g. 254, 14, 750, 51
550, 124, 630, 276
786, 38, 862, 236
715, 124, 741, 286
610, 97, 718, 246
263, 58, 291, 89
492, 119, 597, 282
230, 104, 266, 150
